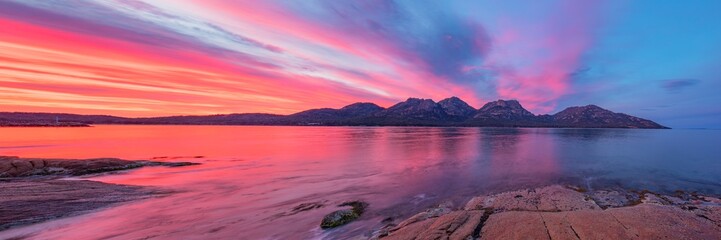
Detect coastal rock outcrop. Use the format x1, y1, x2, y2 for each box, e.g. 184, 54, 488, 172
0, 156, 198, 177
0, 179, 163, 230
0, 156, 200, 231
378, 185, 721, 240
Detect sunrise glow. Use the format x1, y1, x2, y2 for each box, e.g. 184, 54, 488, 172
1, 0, 720, 127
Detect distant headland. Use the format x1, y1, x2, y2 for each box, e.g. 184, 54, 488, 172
0, 97, 668, 129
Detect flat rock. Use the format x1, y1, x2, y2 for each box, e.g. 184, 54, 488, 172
559, 210, 637, 239
0, 179, 165, 230
692, 205, 721, 228
465, 185, 598, 212
392, 202, 454, 231
384, 210, 483, 240
608, 204, 721, 239
384, 185, 721, 240
480, 211, 549, 240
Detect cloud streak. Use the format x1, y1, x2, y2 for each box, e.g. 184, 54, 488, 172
660, 78, 700, 93
0, 0, 719, 126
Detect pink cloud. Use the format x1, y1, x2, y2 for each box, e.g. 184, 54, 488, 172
488, 1, 601, 113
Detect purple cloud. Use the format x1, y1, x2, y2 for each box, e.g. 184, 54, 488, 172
660, 78, 700, 93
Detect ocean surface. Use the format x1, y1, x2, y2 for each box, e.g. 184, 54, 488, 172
1, 126, 720, 239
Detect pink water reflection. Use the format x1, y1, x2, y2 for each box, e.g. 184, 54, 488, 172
0, 126, 570, 239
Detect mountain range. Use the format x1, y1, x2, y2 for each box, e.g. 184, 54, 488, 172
0, 97, 668, 128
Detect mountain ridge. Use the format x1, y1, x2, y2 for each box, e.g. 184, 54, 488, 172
0, 97, 669, 129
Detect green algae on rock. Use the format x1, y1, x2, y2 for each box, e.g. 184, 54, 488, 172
320, 201, 369, 229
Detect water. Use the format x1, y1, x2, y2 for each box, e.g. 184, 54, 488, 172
1, 126, 720, 239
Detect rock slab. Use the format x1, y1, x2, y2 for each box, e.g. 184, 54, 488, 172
381, 185, 721, 240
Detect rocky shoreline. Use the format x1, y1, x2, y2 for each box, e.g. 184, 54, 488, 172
0, 156, 198, 177
0, 122, 90, 127
0, 156, 199, 231
372, 185, 721, 239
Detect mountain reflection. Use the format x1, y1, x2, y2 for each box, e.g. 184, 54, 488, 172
0, 126, 718, 240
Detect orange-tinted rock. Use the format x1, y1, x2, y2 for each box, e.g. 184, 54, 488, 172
384, 210, 483, 240
385, 185, 721, 240
465, 185, 598, 212
480, 211, 549, 240
562, 210, 637, 239
608, 204, 721, 239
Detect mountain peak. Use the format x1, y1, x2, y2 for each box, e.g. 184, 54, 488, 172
403, 97, 435, 103
579, 104, 603, 110
438, 97, 476, 117
0, 99, 668, 128
340, 102, 383, 111
475, 99, 534, 120
554, 105, 668, 128
376, 97, 447, 120
480, 99, 523, 110
442, 96, 462, 101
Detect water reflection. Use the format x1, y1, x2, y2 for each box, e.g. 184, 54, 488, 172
550, 128, 631, 141
0, 126, 719, 239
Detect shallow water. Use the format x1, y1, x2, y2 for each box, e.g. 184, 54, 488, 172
1, 126, 720, 239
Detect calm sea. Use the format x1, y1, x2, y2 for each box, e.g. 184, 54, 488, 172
1, 126, 719, 239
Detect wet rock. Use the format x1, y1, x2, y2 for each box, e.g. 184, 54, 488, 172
589, 190, 639, 209
321, 209, 359, 229
292, 202, 325, 213
0, 156, 199, 232
320, 201, 368, 229
270, 201, 327, 220
148, 161, 199, 168
0, 179, 164, 230
662, 195, 690, 205
641, 193, 669, 205
370, 222, 397, 239
702, 196, 721, 204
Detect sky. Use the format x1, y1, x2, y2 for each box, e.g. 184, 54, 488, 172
0, 0, 720, 128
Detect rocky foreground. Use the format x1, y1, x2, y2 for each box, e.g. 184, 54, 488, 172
0, 156, 199, 230
375, 185, 721, 239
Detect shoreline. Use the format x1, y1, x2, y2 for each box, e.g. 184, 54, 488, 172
372, 185, 721, 239
0, 156, 199, 231
3, 156, 720, 239
2, 124, 671, 130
